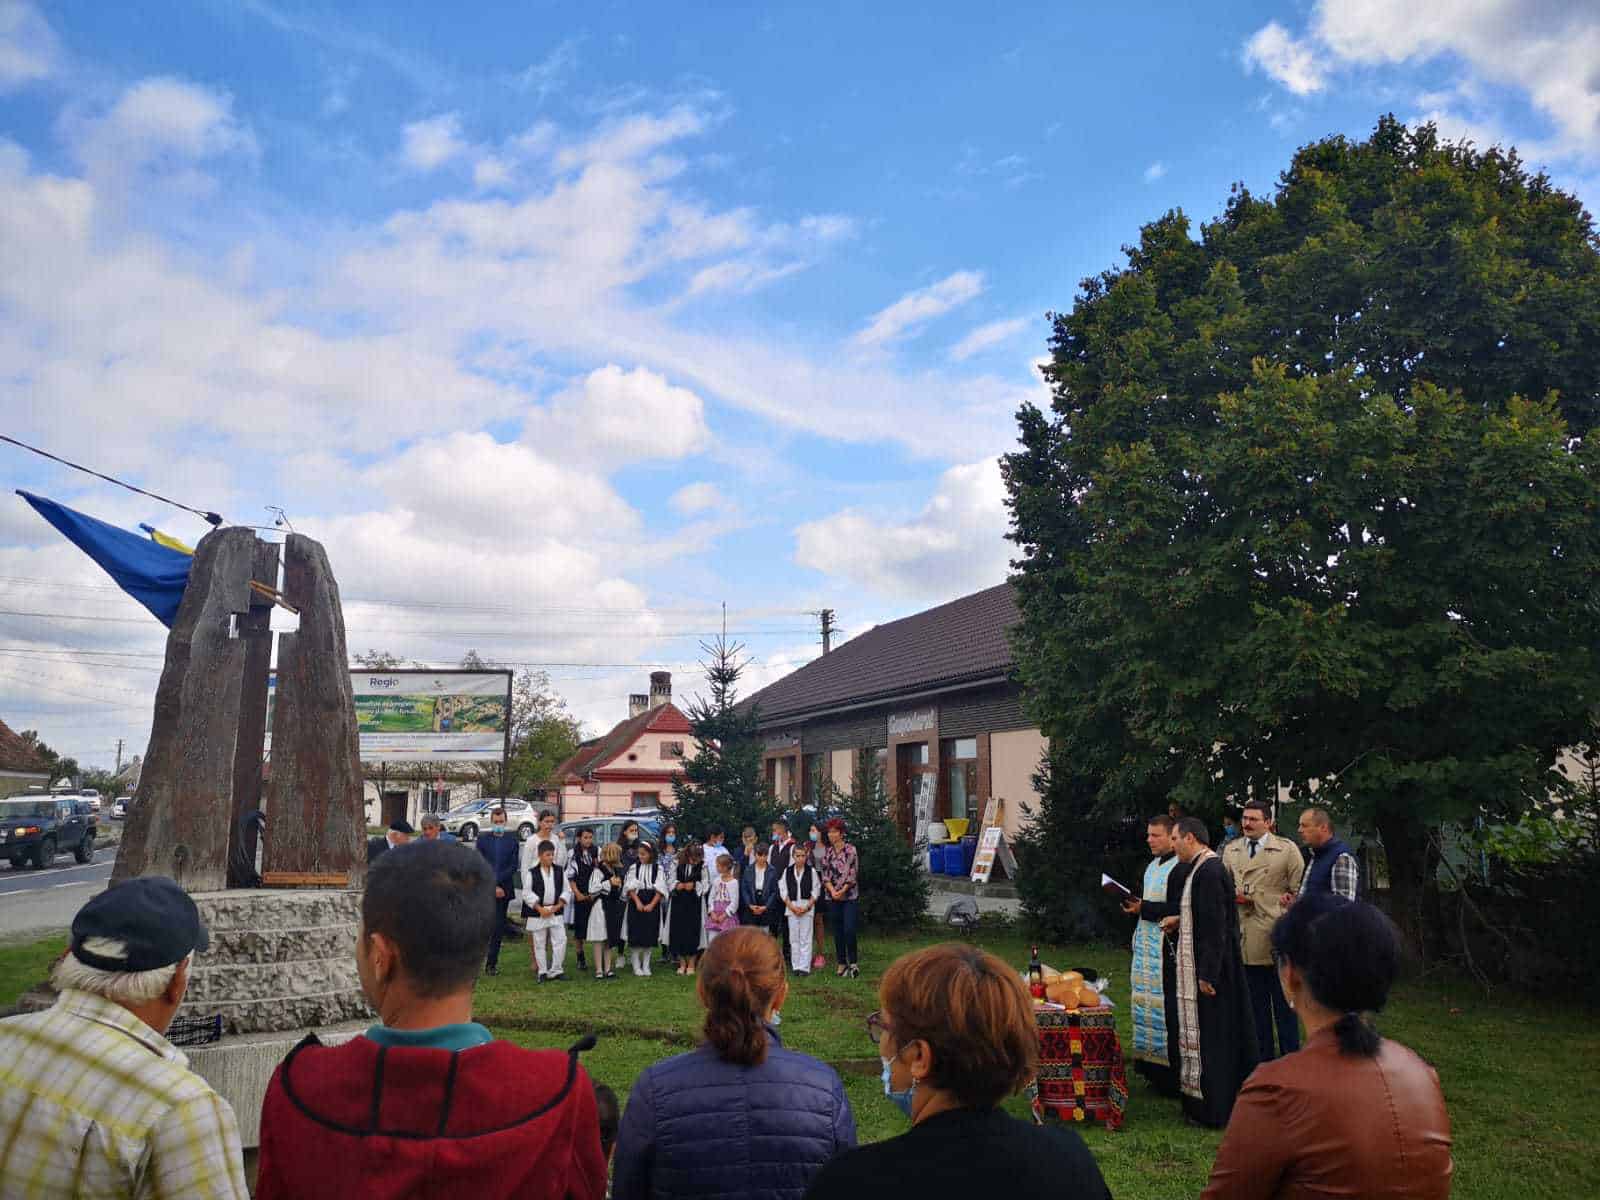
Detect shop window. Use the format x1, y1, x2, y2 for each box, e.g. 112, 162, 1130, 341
941, 737, 980, 824
660, 740, 685, 759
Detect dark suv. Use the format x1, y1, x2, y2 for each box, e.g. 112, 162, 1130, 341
0, 795, 97, 869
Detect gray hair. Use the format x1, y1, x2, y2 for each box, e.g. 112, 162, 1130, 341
51, 939, 192, 1006
419, 813, 442, 830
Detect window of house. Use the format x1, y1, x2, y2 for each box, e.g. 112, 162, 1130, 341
941, 737, 980, 823
660, 740, 685, 759
631, 791, 660, 809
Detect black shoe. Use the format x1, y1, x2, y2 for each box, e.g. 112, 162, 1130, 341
485, 964, 499, 976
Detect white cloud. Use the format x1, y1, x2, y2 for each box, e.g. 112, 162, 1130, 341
669, 482, 733, 516
523, 365, 710, 468
793, 458, 1012, 602
64, 77, 257, 194
510, 39, 580, 104
852, 270, 986, 349
1143, 160, 1167, 182
0, 0, 56, 91
1247, 2, 1600, 159
401, 113, 468, 171
948, 316, 1031, 362
554, 106, 709, 171
1242, 21, 1327, 97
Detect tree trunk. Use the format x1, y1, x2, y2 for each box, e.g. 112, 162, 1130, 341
1374, 801, 1441, 962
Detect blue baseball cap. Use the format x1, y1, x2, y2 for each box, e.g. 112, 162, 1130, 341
70, 876, 210, 972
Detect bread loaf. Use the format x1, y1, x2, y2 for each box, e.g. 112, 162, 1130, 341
1077, 985, 1102, 1008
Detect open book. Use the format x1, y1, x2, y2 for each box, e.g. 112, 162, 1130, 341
1100, 873, 1132, 899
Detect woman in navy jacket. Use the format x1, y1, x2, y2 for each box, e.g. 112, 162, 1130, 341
612, 927, 856, 1200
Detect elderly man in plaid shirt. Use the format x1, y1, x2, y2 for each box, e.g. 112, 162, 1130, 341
0, 877, 248, 1199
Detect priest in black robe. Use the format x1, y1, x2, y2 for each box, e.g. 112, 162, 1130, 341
1165, 816, 1259, 1128
1128, 846, 1190, 1099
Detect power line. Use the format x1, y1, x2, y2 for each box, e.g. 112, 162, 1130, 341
2, 434, 224, 526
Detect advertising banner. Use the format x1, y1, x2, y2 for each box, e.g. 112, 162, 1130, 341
268, 670, 512, 762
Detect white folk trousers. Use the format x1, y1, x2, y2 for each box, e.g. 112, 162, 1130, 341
528, 918, 567, 977
785, 909, 814, 972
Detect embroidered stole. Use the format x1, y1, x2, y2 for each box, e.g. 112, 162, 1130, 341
1177, 848, 1216, 1100
1131, 854, 1177, 1063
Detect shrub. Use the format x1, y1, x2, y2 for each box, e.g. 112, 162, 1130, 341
830, 749, 930, 928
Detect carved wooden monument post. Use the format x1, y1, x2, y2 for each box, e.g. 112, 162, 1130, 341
114, 530, 365, 890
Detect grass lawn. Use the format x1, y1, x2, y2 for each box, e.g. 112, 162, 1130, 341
4, 921, 1597, 1198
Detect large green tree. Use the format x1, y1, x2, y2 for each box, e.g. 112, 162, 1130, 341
672, 637, 772, 840
1003, 117, 1600, 954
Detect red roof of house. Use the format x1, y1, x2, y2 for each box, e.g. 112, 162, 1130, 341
0, 718, 51, 775
550, 702, 692, 785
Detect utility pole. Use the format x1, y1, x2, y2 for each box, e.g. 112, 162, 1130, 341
114, 738, 124, 774
819, 608, 835, 654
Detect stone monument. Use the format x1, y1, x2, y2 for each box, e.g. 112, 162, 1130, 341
114, 529, 373, 1144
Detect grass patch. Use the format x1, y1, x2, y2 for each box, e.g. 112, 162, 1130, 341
4, 924, 1596, 1197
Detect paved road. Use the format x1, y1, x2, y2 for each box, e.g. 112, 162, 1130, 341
0, 846, 115, 942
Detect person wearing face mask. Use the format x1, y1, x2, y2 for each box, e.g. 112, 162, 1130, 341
1200, 895, 1452, 1199
617, 821, 644, 873
612, 928, 854, 1200
805, 944, 1109, 1200
476, 807, 521, 976
806, 824, 827, 970
657, 824, 679, 967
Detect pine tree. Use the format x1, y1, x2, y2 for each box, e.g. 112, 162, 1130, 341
671, 637, 773, 840
831, 748, 930, 928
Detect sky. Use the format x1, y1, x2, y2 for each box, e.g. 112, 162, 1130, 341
2, 0, 1598, 768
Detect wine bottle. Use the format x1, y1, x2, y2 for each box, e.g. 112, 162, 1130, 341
1028, 944, 1045, 998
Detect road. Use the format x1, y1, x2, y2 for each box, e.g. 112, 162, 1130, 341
0, 846, 115, 942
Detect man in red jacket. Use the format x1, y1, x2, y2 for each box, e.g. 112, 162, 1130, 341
256, 839, 608, 1200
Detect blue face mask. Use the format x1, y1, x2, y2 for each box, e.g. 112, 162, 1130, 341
881, 1055, 916, 1117
666, 834, 676, 845
810, 830, 821, 843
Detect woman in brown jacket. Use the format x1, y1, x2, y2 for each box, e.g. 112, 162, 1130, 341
1200, 894, 1453, 1199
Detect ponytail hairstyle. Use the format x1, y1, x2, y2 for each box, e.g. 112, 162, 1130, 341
698, 926, 785, 1067
1270, 892, 1400, 1057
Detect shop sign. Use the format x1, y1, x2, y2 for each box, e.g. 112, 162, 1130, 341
887, 707, 936, 738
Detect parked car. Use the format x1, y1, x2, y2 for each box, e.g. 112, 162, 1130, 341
1, 795, 97, 869
79, 789, 102, 812
555, 814, 664, 853
111, 797, 131, 819
440, 797, 539, 842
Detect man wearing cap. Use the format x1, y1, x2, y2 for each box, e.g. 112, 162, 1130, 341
368, 818, 414, 864
0, 877, 249, 1198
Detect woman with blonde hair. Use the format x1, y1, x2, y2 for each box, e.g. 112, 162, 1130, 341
612, 927, 855, 1199
805, 943, 1109, 1199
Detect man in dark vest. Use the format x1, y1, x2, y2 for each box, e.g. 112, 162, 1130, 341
1289, 807, 1359, 904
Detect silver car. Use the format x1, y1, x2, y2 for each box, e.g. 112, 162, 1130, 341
440, 797, 540, 842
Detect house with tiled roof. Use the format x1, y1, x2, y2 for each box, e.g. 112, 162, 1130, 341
740, 583, 1045, 840
548, 671, 699, 818
0, 716, 52, 798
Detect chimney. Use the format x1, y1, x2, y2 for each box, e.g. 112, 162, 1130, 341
628, 693, 649, 718
649, 671, 672, 709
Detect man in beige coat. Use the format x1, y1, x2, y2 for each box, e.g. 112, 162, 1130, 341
1221, 798, 1306, 1060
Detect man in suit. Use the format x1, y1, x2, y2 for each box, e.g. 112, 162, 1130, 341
367, 819, 413, 865
739, 841, 779, 933
476, 807, 521, 976
1221, 799, 1306, 1061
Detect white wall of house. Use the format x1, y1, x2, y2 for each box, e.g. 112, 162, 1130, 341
990, 727, 1049, 838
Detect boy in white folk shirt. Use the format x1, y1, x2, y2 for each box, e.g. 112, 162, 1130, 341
780, 841, 820, 976
522, 840, 570, 982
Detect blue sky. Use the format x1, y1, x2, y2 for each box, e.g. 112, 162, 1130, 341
3, 0, 1597, 764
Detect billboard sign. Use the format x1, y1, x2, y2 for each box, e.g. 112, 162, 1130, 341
268, 669, 512, 763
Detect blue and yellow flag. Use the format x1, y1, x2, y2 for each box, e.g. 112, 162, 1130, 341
17, 491, 194, 627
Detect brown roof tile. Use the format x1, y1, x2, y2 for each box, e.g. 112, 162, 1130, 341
741, 583, 1018, 723
0, 717, 51, 775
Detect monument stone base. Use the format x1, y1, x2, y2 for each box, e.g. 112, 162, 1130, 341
179, 888, 373, 1148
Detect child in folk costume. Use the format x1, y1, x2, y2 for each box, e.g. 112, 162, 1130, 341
780, 841, 821, 975
623, 841, 668, 976
522, 840, 570, 982
595, 842, 628, 979
705, 851, 741, 945
657, 823, 679, 966
668, 842, 708, 975
566, 827, 609, 981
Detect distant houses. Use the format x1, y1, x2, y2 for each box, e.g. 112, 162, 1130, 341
548, 672, 697, 818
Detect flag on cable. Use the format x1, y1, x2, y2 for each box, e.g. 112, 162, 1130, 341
16, 491, 194, 627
